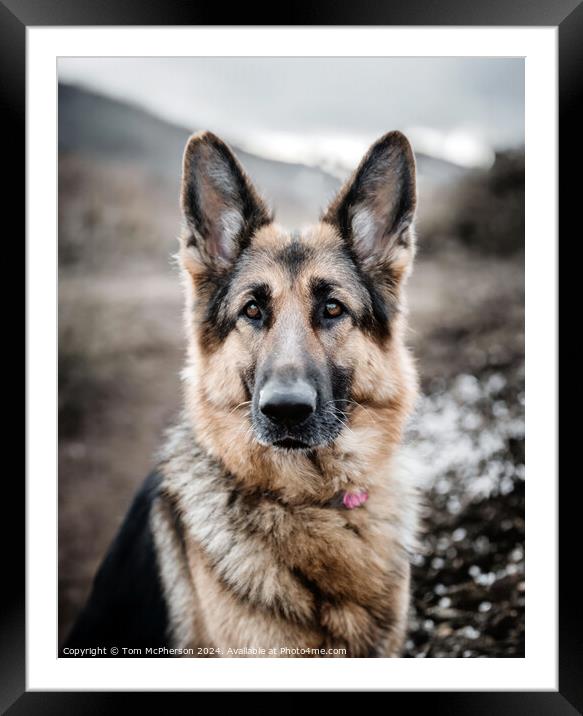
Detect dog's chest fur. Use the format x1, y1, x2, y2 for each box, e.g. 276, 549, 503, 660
151, 423, 415, 657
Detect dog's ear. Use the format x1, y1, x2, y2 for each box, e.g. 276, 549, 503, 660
180, 131, 271, 269
322, 131, 416, 272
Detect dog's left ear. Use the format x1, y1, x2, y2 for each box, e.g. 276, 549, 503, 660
180, 131, 271, 270
322, 131, 417, 271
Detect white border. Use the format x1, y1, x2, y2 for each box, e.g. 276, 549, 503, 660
27, 27, 557, 691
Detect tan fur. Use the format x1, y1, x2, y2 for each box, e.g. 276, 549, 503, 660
154, 131, 421, 657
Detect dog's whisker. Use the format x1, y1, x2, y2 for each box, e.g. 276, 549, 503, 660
326, 399, 378, 425
227, 400, 252, 416
324, 408, 355, 436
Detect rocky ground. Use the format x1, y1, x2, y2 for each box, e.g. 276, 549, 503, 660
404, 369, 525, 657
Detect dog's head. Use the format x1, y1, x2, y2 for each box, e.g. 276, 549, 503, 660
179, 131, 417, 454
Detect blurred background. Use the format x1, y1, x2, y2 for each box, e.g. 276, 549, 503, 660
58, 57, 525, 656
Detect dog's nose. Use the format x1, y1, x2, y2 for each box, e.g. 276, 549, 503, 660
259, 380, 317, 426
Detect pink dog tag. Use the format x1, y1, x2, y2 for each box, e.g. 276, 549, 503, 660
342, 489, 369, 509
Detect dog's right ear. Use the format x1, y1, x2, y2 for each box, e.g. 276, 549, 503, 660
322, 131, 417, 275
180, 131, 271, 271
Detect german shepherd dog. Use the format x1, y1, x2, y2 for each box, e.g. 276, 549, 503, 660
63, 130, 420, 658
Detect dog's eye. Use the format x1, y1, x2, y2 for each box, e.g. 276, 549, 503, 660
244, 301, 262, 320
324, 300, 344, 319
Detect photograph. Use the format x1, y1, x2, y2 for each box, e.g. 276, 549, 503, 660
57, 56, 525, 659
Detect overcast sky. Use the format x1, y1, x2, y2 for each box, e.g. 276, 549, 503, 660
59, 57, 524, 171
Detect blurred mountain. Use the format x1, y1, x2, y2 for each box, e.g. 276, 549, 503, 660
419, 149, 525, 255
59, 83, 341, 227
58, 83, 466, 227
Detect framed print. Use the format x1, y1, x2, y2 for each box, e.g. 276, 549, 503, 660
9, 0, 578, 710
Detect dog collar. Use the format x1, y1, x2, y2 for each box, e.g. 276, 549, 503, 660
228, 484, 369, 510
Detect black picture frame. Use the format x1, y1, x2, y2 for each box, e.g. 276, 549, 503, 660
8, 1, 577, 711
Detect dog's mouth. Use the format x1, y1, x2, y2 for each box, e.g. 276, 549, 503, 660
271, 437, 310, 450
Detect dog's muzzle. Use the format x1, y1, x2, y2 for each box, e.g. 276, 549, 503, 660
258, 378, 317, 428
